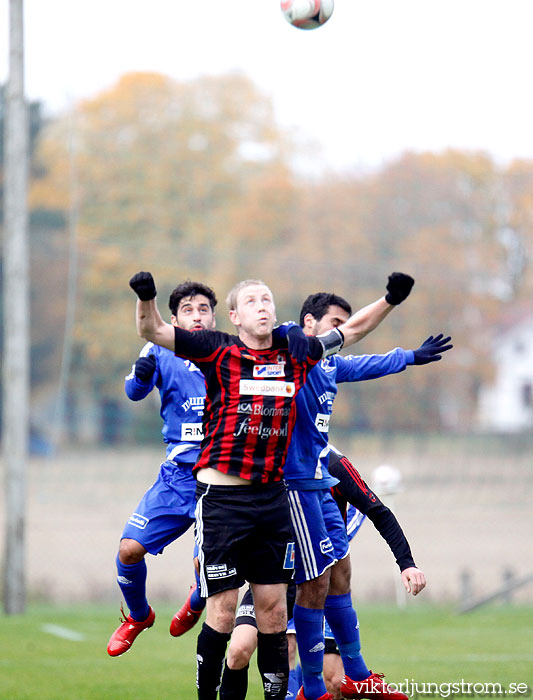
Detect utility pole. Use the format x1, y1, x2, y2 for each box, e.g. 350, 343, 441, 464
3, 0, 29, 614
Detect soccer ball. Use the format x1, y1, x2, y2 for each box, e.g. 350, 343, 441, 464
371, 464, 403, 496
280, 0, 334, 30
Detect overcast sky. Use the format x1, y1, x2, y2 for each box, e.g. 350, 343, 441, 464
1, 0, 533, 172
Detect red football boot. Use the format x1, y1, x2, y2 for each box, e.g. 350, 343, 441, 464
341, 672, 408, 700
296, 687, 334, 700
169, 584, 203, 637
107, 604, 155, 656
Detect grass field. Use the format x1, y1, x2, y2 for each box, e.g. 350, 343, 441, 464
1, 603, 532, 700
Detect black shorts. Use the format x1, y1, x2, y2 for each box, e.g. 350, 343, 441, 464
195, 481, 295, 597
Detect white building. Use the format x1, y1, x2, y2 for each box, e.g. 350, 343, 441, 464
477, 311, 533, 432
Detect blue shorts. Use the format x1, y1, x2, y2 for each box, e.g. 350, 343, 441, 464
121, 460, 197, 555
287, 488, 349, 584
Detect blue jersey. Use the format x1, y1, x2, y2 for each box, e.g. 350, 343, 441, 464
283, 348, 414, 489
125, 342, 206, 464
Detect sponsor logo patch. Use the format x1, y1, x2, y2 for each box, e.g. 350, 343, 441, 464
206, 564, 237, 580
319, 537, 334, 554
239, 379, 295, 397
284, 542, 295, 569
317, 390, 336, 405
181, 396, 205, 413
234, 418, 289, 440
253, 364, 285, 378
315, 413, 330, 433
181, 423, 204, 441
128, 513, 149, 530
237, 402, 292, 417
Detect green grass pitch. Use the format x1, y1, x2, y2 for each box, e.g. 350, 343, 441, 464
1, 603, 531, 699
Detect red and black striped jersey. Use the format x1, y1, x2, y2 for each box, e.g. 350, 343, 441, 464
173, 327, 323, 484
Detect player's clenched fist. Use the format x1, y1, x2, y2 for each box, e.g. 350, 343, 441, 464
401, 566, 426, 596
130, 271, 157, 301
385, 272, 415, 305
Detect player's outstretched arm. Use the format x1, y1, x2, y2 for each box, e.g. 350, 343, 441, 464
401, 566, 427, 596
339, 272, 415, 348
129, 271, 175, 351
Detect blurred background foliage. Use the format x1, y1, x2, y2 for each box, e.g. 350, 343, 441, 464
1, 71, 532, 447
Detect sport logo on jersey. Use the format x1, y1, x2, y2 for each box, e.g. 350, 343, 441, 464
239, 379, 295, 397
320, 357, 336, 373
253, 364, 285, 378
181, 423, 204, 441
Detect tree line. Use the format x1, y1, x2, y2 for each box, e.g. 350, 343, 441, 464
1, 72, 531, 445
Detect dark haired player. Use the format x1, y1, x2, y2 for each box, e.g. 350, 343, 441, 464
129, 271, 399, 700
280, 289, 451, 700
107, 281, 217, 656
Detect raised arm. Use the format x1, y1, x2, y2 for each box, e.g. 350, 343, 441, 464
339, 272, 414, 348
130, 272, 175, 352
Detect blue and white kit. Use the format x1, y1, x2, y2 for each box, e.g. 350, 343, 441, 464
121, 342, 206, 554
284, 348, 413, 583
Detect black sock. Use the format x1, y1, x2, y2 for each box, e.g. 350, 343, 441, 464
257, 631, 289, 700
196, 622, 231, 700
219, 661, 249, 700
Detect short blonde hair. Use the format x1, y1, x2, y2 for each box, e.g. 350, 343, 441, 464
226, 279, 271, 311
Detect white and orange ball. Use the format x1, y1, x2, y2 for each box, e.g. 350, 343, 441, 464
280, 0, 334, 30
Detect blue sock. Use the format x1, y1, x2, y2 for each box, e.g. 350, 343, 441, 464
287, 668, 300, 698
293, 604, 327, 700
324, 594, 369, 681
116, 554, 150, 622
190, 567, 205, 611
295, 663, 302, 689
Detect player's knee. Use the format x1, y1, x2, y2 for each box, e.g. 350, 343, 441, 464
329, 557, 352, 595
296, 576, 329, 608
255, 600, 287, 633
118, 538, 146, 565
206, 591, 239, 634
226, 640, 254, 670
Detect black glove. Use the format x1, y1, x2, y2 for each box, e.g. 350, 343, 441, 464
385, 272, 415, 305
134, 354, 157, 382
129, 271, 157, 301
412, 334, 453, 365
287, 325, 310, 363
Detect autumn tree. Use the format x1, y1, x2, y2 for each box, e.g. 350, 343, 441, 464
30, 71, 297, 438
